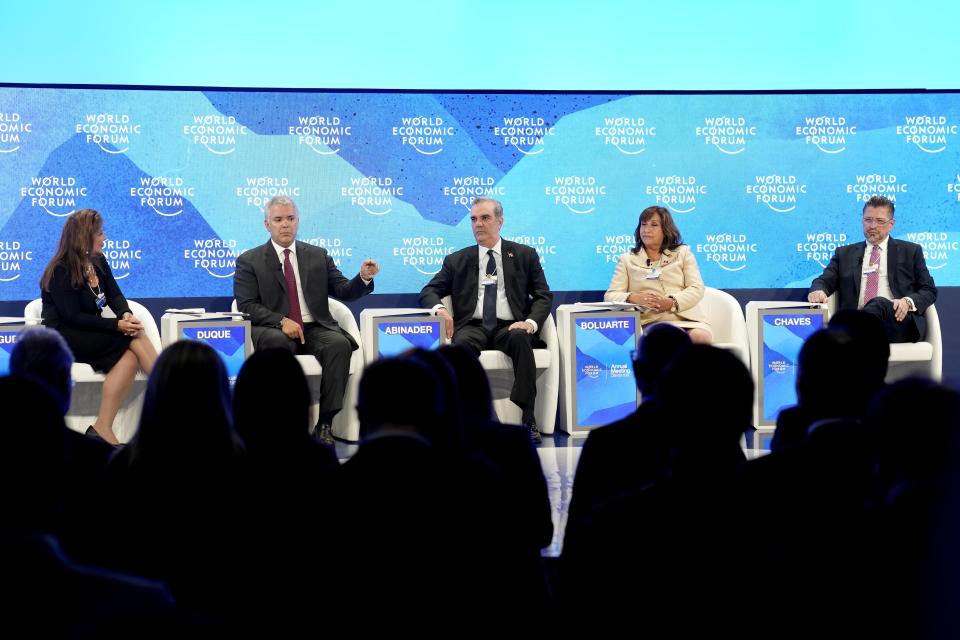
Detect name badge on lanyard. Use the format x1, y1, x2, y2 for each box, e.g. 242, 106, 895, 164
646, 266, 661, 280
94, 291, 106, 310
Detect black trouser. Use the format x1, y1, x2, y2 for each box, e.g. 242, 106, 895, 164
861, 297, 922, 343
453, 319, 538, 424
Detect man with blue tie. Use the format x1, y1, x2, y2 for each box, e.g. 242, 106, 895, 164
234, 196, 380, 445
808, 195, 937, 343
419, 198, 553, 442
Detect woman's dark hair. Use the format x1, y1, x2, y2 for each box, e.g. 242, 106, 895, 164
40, 208, 103, 290
126, 340, 242, 466
631, 205, 684, 254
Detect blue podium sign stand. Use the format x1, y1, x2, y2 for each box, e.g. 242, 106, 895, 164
0, 319, 28, 376
359, 308, 444, 363
745, 302, 828, 446
557, 305, 643, 436
161, 312, 251, 385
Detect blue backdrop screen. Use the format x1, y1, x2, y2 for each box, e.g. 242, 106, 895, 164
2, 87, 958, 301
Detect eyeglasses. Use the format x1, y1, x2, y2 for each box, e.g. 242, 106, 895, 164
862, 217, 892, 226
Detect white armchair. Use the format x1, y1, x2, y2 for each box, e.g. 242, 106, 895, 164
826, 295, 942, 382
698, 287, 750, 366
441, 296, 560, 433
24, 298, 160, 443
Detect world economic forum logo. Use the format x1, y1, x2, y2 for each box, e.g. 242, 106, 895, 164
393, 116, 453, 155
290, 115, 351, 155
442, 176, 506, 211
184, 239, 239, 278
76, 113, 141, 154
183, 115, 248, 155
130, 177, 194, 217
0, 112, 31, 153
0, 241, 32, 282
392, 236, 454, 275
645, 176, 705, 213
795, 116, 855, 154
795, 232, 847, 269
21, 176, 88, 217
546, 176, 607, 214
493, 116, 555, 155
341, 176, 402, 216
696, 233, 759, 272
595, 117, 656, 155
897, 116, 958, 154
746, 175, 807, 213
904, 232, 958, 271
695, 116, 757, 155
102, 239, 142, 280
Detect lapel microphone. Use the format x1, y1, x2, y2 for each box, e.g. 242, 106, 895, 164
646, 259, 651, 266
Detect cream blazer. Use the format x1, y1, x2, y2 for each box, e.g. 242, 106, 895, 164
603, 245, 708, 324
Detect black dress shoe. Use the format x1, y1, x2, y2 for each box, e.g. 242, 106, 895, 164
524, 420, 542, 444
316, 423, 336, 447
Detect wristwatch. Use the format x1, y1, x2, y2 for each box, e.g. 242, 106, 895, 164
668, 296, 678, 312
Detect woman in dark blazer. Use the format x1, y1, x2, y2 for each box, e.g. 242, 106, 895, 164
40, 209, 157, 445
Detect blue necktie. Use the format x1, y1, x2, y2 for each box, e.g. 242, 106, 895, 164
482, 249, 497, 332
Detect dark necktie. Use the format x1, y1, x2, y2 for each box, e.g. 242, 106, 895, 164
283, 248, 303, 327
482, 249, 498, 332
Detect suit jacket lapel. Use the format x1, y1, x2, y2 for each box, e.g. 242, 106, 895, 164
852, 243, 866, 301
265, 241, 287, 294
886, 239, 898, 296
500, 240, 516, 313
295, 241, 310, 292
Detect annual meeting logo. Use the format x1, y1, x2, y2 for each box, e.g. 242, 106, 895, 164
442, 176, 505, 210
903, 232, 959, 271
503, 235, 557, 265
695, 116, 757, 155
0, 240, 33, 282
847, 174, 907, 204
596, 233, 635, 264
393, 116, 454, 155
184, 238, 240, 278
302, 237, 353, 269
236, 176, 302, 211
695, 233, 759, 272
342, 176, 403, 215
547, 176, 607, 214
595, 117, 656, 155
0, 112, 32, 153
768, 359, 789, 374
796, 231, 848, 269
183, 115, 248, 155
76, 113, 142, 154
21, 176, 89, 217
747, 175, 807, 213
795, 116, 855, 154
646, 176, 706, 213
130, 177, 195, 216
290, 115, 351, 155
493, 116, 555, 155
897, 116, 958, 153
392, 236, 455, 275
102, 239, 143, 280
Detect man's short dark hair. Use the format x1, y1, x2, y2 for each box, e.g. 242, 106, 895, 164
862, 195, 895, 218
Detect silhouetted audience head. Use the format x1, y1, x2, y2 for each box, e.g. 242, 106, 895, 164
357, 357, 442, 439
233, 348, 311, 450
829, 309, 890, 387
868, 378, 960, 497
126, 340, 241, 466
437, 344, 494, 425
658, 345, 753, 448
404, 348, 465, 449
633, 323, 692, 397
0, 376, 66, 531
9, 326, 74, 415
797, 328, 874, 421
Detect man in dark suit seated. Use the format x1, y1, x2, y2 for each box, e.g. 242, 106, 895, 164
418, 197, 553, 442
807, 194, 937, 343
234, 195, 380, 445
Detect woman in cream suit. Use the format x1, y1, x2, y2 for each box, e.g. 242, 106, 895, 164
604, 206, 712, 343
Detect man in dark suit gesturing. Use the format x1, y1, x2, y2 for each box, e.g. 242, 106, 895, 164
235, 196, 379, 445
419, 198, 553, 442
808, 195, 936, 343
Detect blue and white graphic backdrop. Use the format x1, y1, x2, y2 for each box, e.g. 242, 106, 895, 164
1, 87, 958, 300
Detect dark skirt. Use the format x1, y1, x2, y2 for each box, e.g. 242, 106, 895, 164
58, 326, 134, 373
